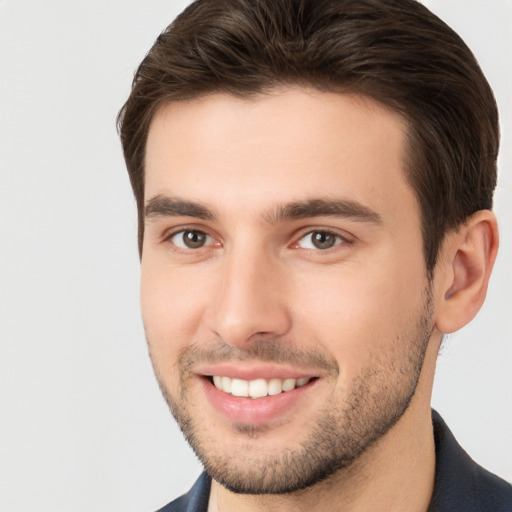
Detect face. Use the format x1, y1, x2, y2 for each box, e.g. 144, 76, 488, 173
141, 88, 435, 494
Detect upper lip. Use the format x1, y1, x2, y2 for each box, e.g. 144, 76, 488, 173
195, 362, 319, 381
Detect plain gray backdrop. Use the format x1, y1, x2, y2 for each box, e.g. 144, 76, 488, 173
1, 1, 510, 511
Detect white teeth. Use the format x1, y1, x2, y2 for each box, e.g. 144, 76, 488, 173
211, 375, 312, 398
221, 376, 232, 393
231, 378, 249, 397
282, 378, 296, 392
249, 378, 268, 398
296, 377, 309, 387
267, 378, 282, 396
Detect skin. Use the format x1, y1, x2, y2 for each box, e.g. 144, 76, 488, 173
140, 88, 498, 512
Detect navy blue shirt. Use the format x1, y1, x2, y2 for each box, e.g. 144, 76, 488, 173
157, 411, 512, 511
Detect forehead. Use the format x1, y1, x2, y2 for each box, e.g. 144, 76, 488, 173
144, 88, 417, 223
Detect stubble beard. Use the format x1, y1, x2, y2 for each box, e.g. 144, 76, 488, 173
149, 289, 434, 495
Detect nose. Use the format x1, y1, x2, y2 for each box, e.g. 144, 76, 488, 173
205, 245, 292, 347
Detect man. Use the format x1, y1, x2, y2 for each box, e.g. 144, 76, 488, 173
117, 0, 512, 510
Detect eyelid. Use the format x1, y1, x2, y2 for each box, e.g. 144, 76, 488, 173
291, 227, 354, 250
162, 225, 221, 250
161, 223, 210, 240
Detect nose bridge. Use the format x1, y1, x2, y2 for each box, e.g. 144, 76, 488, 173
208, 238, 290, 346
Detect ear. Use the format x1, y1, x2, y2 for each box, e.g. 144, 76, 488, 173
434, 210, 499, 334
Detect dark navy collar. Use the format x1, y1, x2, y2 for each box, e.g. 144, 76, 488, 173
428, 409, 512, 511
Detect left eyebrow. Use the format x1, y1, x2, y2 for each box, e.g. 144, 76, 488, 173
264, 198, 382, 224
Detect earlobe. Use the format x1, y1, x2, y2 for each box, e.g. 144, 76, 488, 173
435, 210, 499, 334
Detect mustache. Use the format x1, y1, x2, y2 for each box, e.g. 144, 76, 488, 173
178, 339, 340, 376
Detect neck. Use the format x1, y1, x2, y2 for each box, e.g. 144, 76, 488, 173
208, 341, 439, 512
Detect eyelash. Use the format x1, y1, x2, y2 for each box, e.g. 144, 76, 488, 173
164, 228, 218, 251
293, 229, 350, 251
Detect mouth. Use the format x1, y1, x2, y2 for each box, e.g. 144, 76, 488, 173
209, 375, 315, 398
197, 367, 320, 425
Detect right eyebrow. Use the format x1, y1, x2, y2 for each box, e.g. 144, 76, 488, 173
144, 195, 216, 221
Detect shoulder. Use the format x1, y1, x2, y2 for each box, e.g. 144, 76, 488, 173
155, 473, 211, 512
470, 466, 512, 511
429, 410, 512, 511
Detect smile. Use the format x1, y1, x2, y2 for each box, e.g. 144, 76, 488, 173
211, 376, 312, 398
198, 367, 320, 424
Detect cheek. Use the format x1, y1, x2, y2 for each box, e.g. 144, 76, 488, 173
292, 259, 427, 379
140, 260, 211, 365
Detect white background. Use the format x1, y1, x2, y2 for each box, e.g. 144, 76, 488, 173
0, 1, 510, 511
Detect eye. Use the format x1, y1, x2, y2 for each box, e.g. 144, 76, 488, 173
169, 229, 214, 249
296, 230, 345, 250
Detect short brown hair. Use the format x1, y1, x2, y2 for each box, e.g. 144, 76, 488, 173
118, 0, 499, 275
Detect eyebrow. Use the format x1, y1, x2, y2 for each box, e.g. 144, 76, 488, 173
145, 195, 215, 221
265, 198, 382, 224
144, 195, 381, 225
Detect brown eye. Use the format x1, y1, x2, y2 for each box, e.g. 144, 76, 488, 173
171, 230, 212, 249
297, 231, 343, 250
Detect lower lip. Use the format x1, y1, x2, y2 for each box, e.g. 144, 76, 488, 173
201, 378, 317, 425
